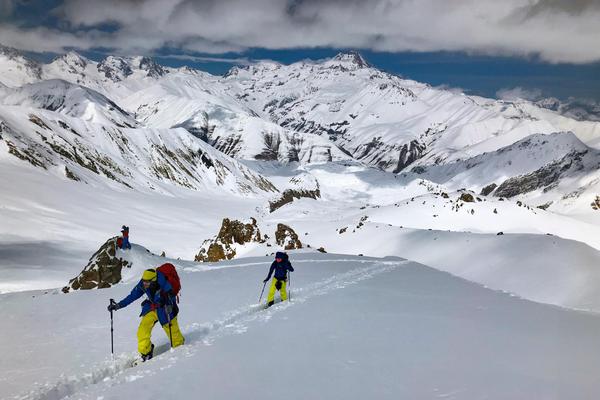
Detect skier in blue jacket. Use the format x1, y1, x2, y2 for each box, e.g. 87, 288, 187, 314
263, 251, 294, 307
107, 269, 184, 361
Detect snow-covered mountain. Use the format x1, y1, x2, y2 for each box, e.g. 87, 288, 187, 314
2, 43, 600, 280
0, 79, 138, 127
0, 95, 276, 195
536, 96, 600, 122
3, 44, 600, 399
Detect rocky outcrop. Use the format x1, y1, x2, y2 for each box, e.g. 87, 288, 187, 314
480, 183, 497, 196
269, 187, 321, 212
459, 192, 475, 202
275, 223, 303, 250
62, 237, 131, 293
393, 140, 426, 173
195, 218, 265, 262
495, 151, 586, 198
195, 218, 304, 261
592, 196, 600, 211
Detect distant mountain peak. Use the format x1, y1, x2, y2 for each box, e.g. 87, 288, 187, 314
53, 51, 90, 69
331, 51, 369, 68
0, 44, 42, 80
97, 55, 168, 81
97, 56, 134, 82
136, 56, 168, 78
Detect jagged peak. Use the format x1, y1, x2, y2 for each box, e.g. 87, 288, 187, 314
136, 56, 168, 78
97, 56, 134, 81
330, 51, 369, 68
52, 51, 90, 69
97, 55, 167, 80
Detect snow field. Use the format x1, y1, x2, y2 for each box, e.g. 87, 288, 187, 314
4, 252, 600, 400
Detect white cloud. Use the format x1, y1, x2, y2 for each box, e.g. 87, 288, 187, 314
1, 0, 599, 63
497, 87, 544, 101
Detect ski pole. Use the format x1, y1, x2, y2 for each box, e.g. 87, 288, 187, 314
165, 304, 174, 348
258, 281, 267, 303
109, 299, 115, 359
288, 272, 292, 302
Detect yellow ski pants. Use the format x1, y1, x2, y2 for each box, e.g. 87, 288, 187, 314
267, 278, 287, 303
137, 310, 185, 355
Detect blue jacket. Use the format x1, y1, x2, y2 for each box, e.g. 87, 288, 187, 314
117, 271, 178, 325
265, 252, 294, 281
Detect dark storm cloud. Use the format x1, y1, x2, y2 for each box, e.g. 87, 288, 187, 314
0, 0, 599, 63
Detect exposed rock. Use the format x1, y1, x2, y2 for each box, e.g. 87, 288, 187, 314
459, 193, 475, 202
480, 183, 497, 196
393, 140, 426, 173
497, 232, 504, 235
537, 202, 552, 210
62, 237, 131, 293
160, 251, 166, 257
592, 196, 600, 211
195, 217, 264, 262
65, 166, 80, 181
317, 247, 327, 253
356, 215, 368, 229
495, 151, 586, 198
275, 223, 303, 250
269, 187, 321, 212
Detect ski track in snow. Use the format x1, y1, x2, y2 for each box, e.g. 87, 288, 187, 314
15, 259, 406, 400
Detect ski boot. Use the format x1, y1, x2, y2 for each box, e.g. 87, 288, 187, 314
141, 344, 154, 362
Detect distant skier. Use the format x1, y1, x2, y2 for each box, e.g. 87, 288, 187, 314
263, 251, 294, 307
107, 268, 184, 361
120, 225, 131, 250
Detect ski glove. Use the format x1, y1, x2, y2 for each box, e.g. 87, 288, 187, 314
107, 303, 120, 312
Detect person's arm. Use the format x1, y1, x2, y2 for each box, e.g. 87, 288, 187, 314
287, 261, 294, 273
157, 272, 174, 305
264, 263, 275, 282
117, 282, 144, 308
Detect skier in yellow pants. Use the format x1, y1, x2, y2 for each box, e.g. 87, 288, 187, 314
108, 269, 184, 361
263, 252, 294, 307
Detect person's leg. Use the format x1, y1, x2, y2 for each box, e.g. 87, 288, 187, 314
162, 317, 185, 347
137, 311, 158, 355
266, 279, 277, 304
280, 280, 288, 301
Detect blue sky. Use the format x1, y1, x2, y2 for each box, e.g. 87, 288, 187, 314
2, 0, 599, 102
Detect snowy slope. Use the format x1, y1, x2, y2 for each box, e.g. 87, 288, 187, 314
2, 251, 600, 400
0, 79, 138, 127
0, 45, 42, 88
0, 103, 277, 195
398, 131, 600, 213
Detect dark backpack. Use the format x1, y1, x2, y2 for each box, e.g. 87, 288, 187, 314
157, 263, 181, 300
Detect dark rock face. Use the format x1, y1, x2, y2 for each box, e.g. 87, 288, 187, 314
62, 237, 131, 293
275, 223, 303, 250
480, 183, 498, 196
393, 140, 426, 173
495, 151, 586, 198
255, 132, 282, 161
269, 188, 321, 212
195, 218, 264, 262
97, 57, 133, 82
138, 57, 168, 78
